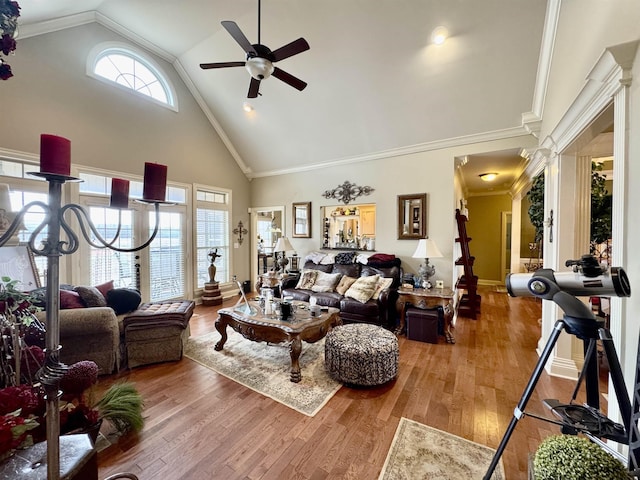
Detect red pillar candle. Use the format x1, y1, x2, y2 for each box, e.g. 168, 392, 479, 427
110, 178, 130, 209
40, 134, 71, 176
142, 162, 167, 202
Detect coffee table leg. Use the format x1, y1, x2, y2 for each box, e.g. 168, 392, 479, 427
214, 317, 228, 351
289, 337, 302, 383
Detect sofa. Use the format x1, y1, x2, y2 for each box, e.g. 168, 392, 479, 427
281, 253, 402, 329
35, 307, 124, 375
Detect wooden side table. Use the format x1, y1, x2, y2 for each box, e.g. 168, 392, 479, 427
396, 287, 455, 343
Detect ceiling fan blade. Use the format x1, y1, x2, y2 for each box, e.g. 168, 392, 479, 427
200, 61, 245, 69
271, 38, 310, 62
248, 77, 261, 98
222, 21, 257, 56
272, 67, 307, 91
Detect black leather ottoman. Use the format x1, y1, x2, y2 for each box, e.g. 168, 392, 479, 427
406, 307, 439, 344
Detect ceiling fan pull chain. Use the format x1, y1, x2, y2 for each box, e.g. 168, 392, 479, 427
257, 0, 261, 45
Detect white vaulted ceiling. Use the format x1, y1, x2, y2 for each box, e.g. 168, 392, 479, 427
16, 0, 548, 182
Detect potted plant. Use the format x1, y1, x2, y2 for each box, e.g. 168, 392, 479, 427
532, 434, 630, 479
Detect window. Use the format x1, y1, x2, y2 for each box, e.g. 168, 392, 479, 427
87, 43, 177, 111
78, 171, 188, 302
195, 188, 230, 289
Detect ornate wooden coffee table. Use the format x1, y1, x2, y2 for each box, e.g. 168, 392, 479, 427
214, 301, 341, 382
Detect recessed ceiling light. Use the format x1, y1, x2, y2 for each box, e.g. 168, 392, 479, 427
431, 26, 449, 45
479, 172, 499, 182
243, 102, 254, 113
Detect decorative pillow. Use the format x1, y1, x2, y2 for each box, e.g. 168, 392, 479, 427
372, 277, 393, 300
355, 253, 371, 264
106, 288, 142, 315
320, 253, 336, 265
73, 285, 107, 307
311, 272, 342, 293
335, 251, 357, 265
295, 270, 318, 290
94, 280, 114, 300
335, 275, 357, 295
344, 274, 380, 304
305, 251, 327, 264
60, 289, 85, 309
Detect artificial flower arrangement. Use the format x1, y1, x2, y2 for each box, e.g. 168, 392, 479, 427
0, 0, 20, 80
0, 360, 144, 462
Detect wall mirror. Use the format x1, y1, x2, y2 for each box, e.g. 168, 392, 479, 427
292, 202, 311, 238
398, 193, 427, 239
320, 204, 376, 250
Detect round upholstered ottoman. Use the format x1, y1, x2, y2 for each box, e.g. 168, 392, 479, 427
324, 323, 399, 386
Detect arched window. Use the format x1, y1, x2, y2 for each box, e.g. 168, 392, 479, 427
87, 43, 177, 111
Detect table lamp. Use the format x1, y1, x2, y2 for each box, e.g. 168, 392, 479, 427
412, 238, 443, 289
274, 237, 295, 272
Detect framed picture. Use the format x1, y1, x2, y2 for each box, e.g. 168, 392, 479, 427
398, 193, 427, 239
292, 202, 311, 238
0, 244, 41, 290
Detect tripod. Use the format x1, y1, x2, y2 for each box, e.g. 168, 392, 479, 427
484, 277, 632, 479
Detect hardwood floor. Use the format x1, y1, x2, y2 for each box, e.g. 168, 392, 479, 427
97, 287, 589, 479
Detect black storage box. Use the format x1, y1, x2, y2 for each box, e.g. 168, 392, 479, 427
406, 307, 439, 344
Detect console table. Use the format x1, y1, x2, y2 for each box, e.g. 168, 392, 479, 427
396, 287, 455, 343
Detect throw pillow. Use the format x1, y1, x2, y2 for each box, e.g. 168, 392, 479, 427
94, 280, 114, 300
295, 270, 318, 290
305, 251, 327, 264
106, 288, 142, 315
320, 253, 336, 265
74, 285, 108, 307
311, 271, 342, 293
335, 275, 357, 295
344, 274, 380, 304
60, 289, 85, 309
372, 277, 393, 300
335, 251, 356, 265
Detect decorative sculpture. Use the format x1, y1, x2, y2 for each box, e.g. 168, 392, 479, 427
322, 180, 374, 205
208, 248, 221, 283
233, 220, 248, 244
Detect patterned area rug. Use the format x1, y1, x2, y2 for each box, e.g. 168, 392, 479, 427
184, 330, 341, 416
379, 418, 505, 479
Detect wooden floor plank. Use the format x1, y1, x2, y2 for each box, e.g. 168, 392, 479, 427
97, 287, 596, 479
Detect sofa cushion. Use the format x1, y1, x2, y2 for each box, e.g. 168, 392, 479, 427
340, 297, 380, 317
107, 288, 142, 315
303, 261, 333, 273
295, 269, 318, 289
74, 285, 108, 307
310, 292, 342, 308
332, 263, 361, 278
60, 289, 85, 309
335, 275, 357, 295
311, 271, 342, 293
344, 275, 380, 304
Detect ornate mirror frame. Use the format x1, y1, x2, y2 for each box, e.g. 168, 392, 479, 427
292, 202, 311, 238
398, 193, 427, 240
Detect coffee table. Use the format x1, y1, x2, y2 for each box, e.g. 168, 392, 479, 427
214, 301, 341, 382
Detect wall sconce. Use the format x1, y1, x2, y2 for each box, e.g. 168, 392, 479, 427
233, 220, 248, 244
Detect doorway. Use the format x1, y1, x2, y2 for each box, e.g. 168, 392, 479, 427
501, 211, 512, 281
250, 206, 285, 289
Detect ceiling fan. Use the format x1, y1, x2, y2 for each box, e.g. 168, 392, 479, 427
199, 0, 310, 98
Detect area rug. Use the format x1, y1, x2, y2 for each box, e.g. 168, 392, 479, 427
379, 418, 505, 479
184, 330, 341, 416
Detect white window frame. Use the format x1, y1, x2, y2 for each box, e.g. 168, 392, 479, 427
86, 41, 178, 112
193, 184, 232, 291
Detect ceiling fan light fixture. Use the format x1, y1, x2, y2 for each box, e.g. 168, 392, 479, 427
245, 56, 274, 80
431, 26, 449, 45
243, 101, 254, 112
479, 172, 499, 182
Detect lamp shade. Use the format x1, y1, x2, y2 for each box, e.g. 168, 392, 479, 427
274, 237, 294, 253
412, 238, 443, 259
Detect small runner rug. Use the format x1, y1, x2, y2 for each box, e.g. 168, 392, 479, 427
184, 330, 342, 416
379, 418, 505, 479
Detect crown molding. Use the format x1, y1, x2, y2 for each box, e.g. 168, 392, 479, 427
0, 148, 38, 163
248, 126, 530, 179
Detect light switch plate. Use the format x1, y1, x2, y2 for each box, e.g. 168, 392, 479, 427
435, 280, 444, 289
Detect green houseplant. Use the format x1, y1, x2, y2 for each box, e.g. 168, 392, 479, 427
533, 434, 629, 479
